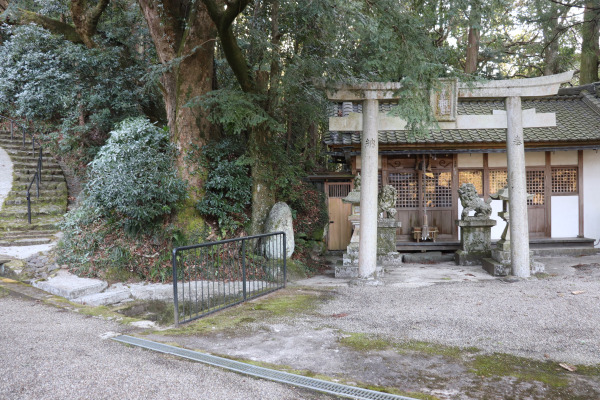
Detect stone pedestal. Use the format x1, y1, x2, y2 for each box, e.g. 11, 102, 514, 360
337, 218, 401, 278
455, 218, 496, 266
482, 239, 545, 277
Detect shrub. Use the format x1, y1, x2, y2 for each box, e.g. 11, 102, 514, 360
85, 117, 187, 231
288, 182, 329, 239
196, 139, 252, 234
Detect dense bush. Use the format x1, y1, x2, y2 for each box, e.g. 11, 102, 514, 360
288, 182, 329, 239
0, 24, 153, 173
85, 118, 187, 231
196, 139, 252, 234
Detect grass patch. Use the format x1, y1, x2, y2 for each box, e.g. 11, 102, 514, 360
338, 334, 480, 359
160, 288, 329, 335
42, 295, 141, 325
114, 300, 175, 325
470, 353, 570, 388
396, 341, 480, 359
339, 332, 391, 351
0, 286, 8, 298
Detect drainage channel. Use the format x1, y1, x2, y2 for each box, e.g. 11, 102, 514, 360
112, 335, 417, 400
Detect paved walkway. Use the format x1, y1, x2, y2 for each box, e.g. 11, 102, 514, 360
0, 146, 12, 211
0, 294, 332, 400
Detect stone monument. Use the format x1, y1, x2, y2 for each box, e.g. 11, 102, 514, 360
455, 183, 496, 266
336, 176, 401, 278
481, 186, 545, 276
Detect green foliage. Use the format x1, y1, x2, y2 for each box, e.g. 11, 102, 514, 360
0, 23, 155, 174
85, 118, 187, 231
288, 182, 328, 239
188, 89, 284, 135
196, 139, 252, 234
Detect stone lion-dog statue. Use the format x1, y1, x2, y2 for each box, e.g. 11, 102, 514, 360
458, 183, 492, 219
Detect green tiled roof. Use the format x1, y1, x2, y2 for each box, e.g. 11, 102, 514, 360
324, 94, 600, 146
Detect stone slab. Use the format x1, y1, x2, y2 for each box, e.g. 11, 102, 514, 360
74, 289, 131, 306
403, 252, 455, 263
129, 283, 174, 301
455, 249, 492, 266
32, 270, 107, 299
335, 265, 384, 279
482, 258, 511, 276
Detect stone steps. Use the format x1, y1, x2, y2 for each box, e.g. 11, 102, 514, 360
11, 181, 66, 191
4, 196, 66, 205
13, 173, 64, 182
0, 237, 53, 246
0, 127, 68, 247
0, 217, 62, 232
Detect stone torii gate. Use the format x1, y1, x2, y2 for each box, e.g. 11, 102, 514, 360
327, 71, 574, 280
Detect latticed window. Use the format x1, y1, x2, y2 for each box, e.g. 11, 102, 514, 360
424, 172, 453, 208
388, 172, 419, 208
526, 170, 545, 206
489, 169, 507, 196
552, 167, 578, 194
328, 183, 351, 198
458, 170, 483, 195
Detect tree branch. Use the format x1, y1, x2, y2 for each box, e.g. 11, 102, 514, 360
202, 0, 254, 92
13, 8, 84, 44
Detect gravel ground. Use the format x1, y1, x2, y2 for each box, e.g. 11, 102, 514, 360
317, 258, 600, 365
0, 296, 334, 400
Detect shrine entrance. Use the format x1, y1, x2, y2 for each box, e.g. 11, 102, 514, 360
383, 154, 457, 242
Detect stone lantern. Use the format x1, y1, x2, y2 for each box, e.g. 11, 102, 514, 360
336, 174, 402, 278
482, 186, 545, 276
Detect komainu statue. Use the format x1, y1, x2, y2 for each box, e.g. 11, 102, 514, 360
458, 183, 492, 219
378, 185, 397, 218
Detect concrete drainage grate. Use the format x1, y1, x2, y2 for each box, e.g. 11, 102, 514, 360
112, 335, 417, 400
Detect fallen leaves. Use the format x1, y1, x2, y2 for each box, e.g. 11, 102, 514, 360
332, 313, 348, 318
571, 291, 585, 295
559, 363, 577, 372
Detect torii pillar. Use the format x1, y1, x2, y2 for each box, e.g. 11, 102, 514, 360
459, 71, 573, 277
327, 83, 403, 280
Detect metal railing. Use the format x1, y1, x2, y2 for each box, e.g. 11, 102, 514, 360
0, 115, 43, 223
172, 232, 287, 325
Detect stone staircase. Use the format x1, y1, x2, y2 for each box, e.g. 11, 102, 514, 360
0, 129, 67, 246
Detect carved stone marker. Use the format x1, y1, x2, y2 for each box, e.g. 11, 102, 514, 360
455, 183, 496, 266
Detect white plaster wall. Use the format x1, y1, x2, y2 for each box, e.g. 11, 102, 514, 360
525, 152, 545, 166
457, 200, 503, 240
583, 150, 600, 246
551, 150, 578, 165
551, 196, 579, 237
0, 147, 13, 211
457, 153, 483, 168
488, 153, 507, 167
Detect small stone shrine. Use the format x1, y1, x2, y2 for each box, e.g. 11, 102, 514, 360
336, 175, 402, 278
481, 186, 545, 276
455, 183, 496, 266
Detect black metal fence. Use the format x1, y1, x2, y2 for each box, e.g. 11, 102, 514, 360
0, 115, 43, 223
172, 232, 287, 325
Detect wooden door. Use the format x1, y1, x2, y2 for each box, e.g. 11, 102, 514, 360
526, 169, 546, 237
326, 183, 353, 250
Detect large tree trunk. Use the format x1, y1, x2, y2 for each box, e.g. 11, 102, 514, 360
542, 3, 565, 76
138, 0, 216, 202
464, 26, 480, 74
581, 1, 600, 84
